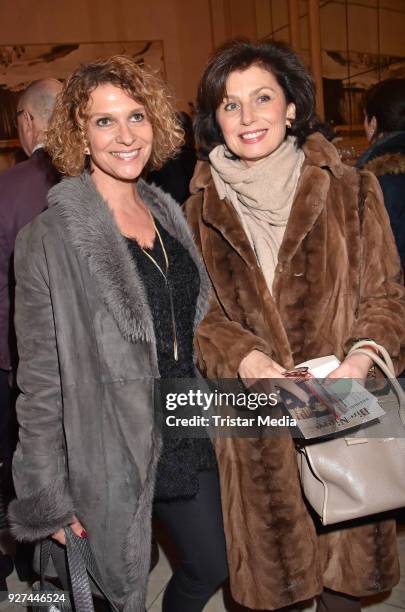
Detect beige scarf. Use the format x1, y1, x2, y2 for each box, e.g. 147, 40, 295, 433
209, 136, 305, 293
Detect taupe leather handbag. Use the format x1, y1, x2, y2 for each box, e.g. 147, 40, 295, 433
297, 340, 405, 525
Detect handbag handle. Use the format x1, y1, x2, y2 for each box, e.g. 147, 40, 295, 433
39, 529, 119, 612
347, 340, 405, 427
63, 528, 95, 612
65, 528, 120, 612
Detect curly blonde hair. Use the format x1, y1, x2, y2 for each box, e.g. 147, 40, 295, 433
46, 55, 184, 176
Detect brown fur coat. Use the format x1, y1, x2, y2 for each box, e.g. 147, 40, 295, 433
185, 133, 405, 610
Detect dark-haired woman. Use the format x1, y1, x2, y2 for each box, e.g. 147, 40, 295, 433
185, 39, 405, 611
357, 78, 405, 271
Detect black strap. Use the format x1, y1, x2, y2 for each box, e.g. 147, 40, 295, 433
39, 529, 119, 612
39, 538, 54, 588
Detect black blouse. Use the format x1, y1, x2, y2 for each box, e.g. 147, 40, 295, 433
126, 218, 198, 377
126, 219, 216, 501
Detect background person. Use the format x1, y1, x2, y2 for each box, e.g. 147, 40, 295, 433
185, 38, 405, 612
147, 111, 197, 204
8, 56, 227, 611
357, 78, 405, 272
0, 77, 61, 582
0, 78, 61, 467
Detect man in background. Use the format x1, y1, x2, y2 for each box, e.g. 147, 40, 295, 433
0, 78, 61, 585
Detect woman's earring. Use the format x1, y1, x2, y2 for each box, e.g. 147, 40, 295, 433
84, 146, 90, 155
286, 119, 292, 128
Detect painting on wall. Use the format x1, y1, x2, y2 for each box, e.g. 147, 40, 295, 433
0, 40, 165, 166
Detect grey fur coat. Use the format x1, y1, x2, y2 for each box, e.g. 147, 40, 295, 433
8, 174, 210, 610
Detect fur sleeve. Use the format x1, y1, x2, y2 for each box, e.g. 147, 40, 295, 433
349, 171, 405, 373
195, 293, 271, 377
8, 477, 74, 542
184, 193, 271, 378
8, 223, 74, 541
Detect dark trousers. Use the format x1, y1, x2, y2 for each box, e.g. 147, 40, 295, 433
0, 369, 13, 462
317, 589, 361, 611
1, 369, 35, 581
51, 470, 228, 611
0, 369, 11, 530
154, 469, 229, 612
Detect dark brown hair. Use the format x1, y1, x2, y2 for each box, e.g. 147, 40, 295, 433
195, 38, 324, 158
363, 78, 405, 138
46, 55, 183, 176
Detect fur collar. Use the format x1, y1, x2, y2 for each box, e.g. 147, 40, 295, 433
190, 132, 343, 192
191, 133, 341, 268
47, 173, 210, 343
364, 152, 405, 177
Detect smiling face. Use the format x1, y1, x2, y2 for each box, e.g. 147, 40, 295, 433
215, 64, 296, 166
85, 83, 153, 187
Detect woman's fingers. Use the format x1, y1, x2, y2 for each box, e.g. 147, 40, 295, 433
238, 349, 285, 380
51, 528, 66, 545
238, 350, 309, 404
70, 518, 87, 538
51, 516, 87, 545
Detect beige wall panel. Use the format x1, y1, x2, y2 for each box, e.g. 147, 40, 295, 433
0, 0, 214, 111
300, 13, 309, 50
255, 0, 273, 39
172, 0, 214, 109
379, 0, 405, 10
228, 0, 257, 39
379, 7, 405, 54
209, 0, 231, 48
273, 26, 290, 42
1, 0, 175, 44
300, 0, 308, 16
348, 5, 378, 53
271, 0, 289, 30
350, 0, 378, 7
320, 2, 347, 51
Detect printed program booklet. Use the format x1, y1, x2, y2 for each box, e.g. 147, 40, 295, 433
281, 355, 386, 440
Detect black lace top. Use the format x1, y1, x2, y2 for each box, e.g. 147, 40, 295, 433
125, 219, 216, 500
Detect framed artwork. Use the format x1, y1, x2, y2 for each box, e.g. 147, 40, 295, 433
0, 41, 165, 168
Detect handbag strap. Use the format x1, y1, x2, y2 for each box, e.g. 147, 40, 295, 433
38, 530, 119, 612
348, 341, 405, 427
349, 339, 395, 373
38, 538, 72, 611
64, 528, 120, 612
64, 528, 95, 612
39, 537, 53, 589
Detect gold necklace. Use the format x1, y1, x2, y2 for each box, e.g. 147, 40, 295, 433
141, 223, 179, 362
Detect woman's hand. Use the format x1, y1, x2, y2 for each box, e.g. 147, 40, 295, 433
51, 515, 87, 545
327, 352, 373, 381
239, 349, 285, 379
238, 350, 308, 404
